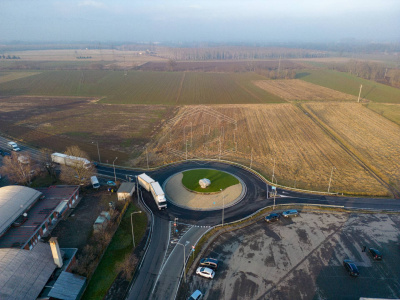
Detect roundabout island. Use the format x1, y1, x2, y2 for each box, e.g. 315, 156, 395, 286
164, 168, 246, 210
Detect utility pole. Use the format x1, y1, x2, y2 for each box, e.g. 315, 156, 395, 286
272, 158, 276, 184
328, 166, 336, 193
113, 157, 118, 183
185, 140, 188, 160
92, 141, 101, 163
219, 137, 221, 161
221, 189, 225, 226
357, 84, 363, 103
146, 147, 149, 169
250, 148, 253, 169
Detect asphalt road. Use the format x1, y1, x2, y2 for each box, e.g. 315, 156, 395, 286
2, 137, 399, 300
96, 161, 400, 300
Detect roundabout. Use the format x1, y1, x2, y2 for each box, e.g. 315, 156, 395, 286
163, 168, 246, 210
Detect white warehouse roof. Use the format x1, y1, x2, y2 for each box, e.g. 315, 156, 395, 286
0, 186, 42, 235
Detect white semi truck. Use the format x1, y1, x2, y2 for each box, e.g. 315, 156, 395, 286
137, 173, 155, 192
150, 181, 167, 210
51, 152, 91, 169
137, 173, 167, 210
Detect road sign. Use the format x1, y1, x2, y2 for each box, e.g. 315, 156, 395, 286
271, 186, 276, 190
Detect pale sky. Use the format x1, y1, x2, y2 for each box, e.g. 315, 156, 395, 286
0, 0, 399, 43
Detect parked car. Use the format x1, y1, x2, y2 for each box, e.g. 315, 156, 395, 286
282, 209, 299, 218
196, 267, 215, 279
343, 259, 359, 277
188, 290, 203, 300
199, 258, 219, 270
369, 248, 382, 260
265, 213, 280, 223
107, 180, 116, 186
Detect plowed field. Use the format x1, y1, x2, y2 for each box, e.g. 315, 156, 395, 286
304, 102, 400, 193
139, 104, 389, 195
254, 79, 357, 101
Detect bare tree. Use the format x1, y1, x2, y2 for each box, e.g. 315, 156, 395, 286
0, 152, 34, 185
59, 146, 94, 186
38, 148, 57, 179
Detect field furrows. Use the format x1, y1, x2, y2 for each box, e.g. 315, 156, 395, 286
303, 102, 400, 196
142, 104, 388, 195
254, 79, 357, 101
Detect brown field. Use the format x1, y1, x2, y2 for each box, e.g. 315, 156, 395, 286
0, 96, 174, 163
136, 104, 389, 196
303, 102, 400, 194
138, 60, 304, 72
254, 79, 358, 101
4, 49, 167, 63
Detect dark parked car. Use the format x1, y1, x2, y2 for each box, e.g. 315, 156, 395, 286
199, 258, 219, 270
343, 259, 359, 277
265, 213, 280, 223
369, 248, 382, 260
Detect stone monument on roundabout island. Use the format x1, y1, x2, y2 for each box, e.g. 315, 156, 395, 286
199, 178, 211, 189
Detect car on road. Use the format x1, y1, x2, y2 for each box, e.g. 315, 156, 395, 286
343, 259, 360, 277
196, 267, 215, 279
199, 258, 219, 270
0, 149, 11, 156
282, 209, 299, 218
188, 290, 203, 300
369, 248, 382, 260
7, 141, 20, 151
265, 213, 280, 223
107, 180, 116, 186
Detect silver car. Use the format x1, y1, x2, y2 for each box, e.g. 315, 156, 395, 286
196, 267, 215, 279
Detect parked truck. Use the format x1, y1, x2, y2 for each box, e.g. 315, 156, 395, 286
137, 173, 155, 192
51, 152, 91, 169
150, 181, 167, 210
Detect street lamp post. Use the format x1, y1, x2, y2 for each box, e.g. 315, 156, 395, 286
130, 211, 142, 248
328, 166, 336, 193
221, 189, 225, 226
176, 242, 186, 282
92, 141, 101, 163
113, 157, 118, 183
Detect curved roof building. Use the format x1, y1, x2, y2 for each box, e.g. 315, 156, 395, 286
0, 186, 42, 236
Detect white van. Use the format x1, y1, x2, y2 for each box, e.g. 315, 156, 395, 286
7, 142, 20, 151
91, 176, 100, 189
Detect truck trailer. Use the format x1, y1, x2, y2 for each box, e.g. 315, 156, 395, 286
149, 181, 167, 210
51, 152, 91, 169
137, 173, 155, 192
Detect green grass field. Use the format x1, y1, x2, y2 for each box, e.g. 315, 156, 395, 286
296, 69, 400, 103
82, 204, 147, 300
182, 169, 239, 192
0, 70, 284, 104
365, 103, 400, 125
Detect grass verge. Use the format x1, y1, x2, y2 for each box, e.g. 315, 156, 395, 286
181, 169, 239, 192
81, 203, 147, 300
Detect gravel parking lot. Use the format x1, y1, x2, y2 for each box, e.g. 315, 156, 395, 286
186, 211, 400, 300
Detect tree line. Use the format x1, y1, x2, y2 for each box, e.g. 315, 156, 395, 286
327, 60, 400, 88
0, 54, 21, 59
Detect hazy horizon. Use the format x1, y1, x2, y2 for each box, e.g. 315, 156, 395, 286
0, 0, 399, 44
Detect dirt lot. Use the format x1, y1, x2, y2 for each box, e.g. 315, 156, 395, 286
186, 211, 400, 300
254, 79, 357, 101
51, 189, 119, 253
0, 96, 174, 163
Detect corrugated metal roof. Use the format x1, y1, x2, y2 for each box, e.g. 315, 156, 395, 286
117, 182, 135, 194
48, 271, 86, 300
0, 242, 57, 300
0, 186, 42, 236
